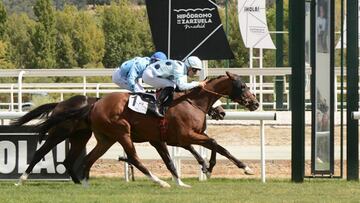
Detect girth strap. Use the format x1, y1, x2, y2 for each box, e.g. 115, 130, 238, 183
159, 118, 168, 141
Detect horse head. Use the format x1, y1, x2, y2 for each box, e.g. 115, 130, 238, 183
225, 71, 259, 111
204, 72, 259, 111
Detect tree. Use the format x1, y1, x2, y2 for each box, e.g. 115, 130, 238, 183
72, 11, 105, 68
31, 0, 56, 69
102, 2, 153, 69
55, 5, 77, 68
0, 1, 7, 39
5, 13, 36, 68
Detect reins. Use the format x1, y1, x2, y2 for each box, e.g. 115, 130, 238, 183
201, 86, 229, 98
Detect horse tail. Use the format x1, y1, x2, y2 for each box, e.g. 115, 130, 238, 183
34, 104, 93, 141
11, 103, 59, 126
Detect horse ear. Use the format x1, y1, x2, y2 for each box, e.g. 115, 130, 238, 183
226, 71, 236, 80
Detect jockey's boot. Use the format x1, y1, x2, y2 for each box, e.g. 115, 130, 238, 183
155, 87, 174, 117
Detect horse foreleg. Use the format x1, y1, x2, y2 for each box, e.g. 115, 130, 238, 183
181, 145, 209, 175
207, 150, 217, 178
64, 130, 92, 184
150, 141, 191, 188
80, 134, 114, 187
119, 137, 170, 188
190, 132, 254, 175
15, 130, 67, 186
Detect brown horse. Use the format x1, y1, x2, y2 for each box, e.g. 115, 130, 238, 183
13, 95, 226, 186
81, 72, 259, 187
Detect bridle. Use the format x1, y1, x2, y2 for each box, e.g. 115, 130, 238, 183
201, 86, 228, 98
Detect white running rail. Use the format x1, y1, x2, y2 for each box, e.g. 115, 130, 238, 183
0, 111, 276, 183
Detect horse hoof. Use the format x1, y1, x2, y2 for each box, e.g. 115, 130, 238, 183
244, 166, 254, 175
179, 183, 191, 188
206, 172, 212, 179
176, 179, 191, 188
159, 181, 171, 188
81, 179, 90, 188
14, 182, 22, 187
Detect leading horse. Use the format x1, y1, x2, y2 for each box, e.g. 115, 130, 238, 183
82, 72, 259, 187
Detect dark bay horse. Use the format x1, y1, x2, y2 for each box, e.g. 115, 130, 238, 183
82, 72, 259, 187
12, 95, 225, 186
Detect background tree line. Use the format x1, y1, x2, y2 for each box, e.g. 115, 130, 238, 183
0, 0, 289, 71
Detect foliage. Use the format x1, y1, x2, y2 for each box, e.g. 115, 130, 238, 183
72, 10, 105, 68
5, 13, 36, 68
0, 40, 14, 69
54, 5, 77, 69
101, 1, 153, 69
0, 2, 7, 39
30, 0, 56, 69
1, 0, 290, 70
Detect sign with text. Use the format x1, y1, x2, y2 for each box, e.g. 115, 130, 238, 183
146, 0, 234, 60
0, 126, 70, 180
238, 0, 275, 49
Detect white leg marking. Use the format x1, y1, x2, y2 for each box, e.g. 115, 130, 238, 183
244, 166, 254, 175
15, 173, 29, 186
148, 172, 170, 188
81, 178, 89, 188
173, 175, 191, 188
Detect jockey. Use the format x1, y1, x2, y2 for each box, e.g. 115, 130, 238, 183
142, 56, 206, 117
112, 51, 167, 93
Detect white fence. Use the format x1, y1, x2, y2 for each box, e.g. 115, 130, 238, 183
0, 111, 276, 183
0, 67, 355, 112
0, 68, 293, 112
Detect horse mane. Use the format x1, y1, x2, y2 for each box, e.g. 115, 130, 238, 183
206, 75, 225, 83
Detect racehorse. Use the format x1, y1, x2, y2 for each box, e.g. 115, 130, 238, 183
80, 72, 259, 187
12, 95, 226, 186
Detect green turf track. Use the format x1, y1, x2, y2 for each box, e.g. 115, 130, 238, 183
1, 178, 360, 203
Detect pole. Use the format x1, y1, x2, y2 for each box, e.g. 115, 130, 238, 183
290, 0, 306, 182
346, 0, 359, 181
275, 0, 284, 110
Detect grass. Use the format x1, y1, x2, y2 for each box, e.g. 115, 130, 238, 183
1, 178, 360, 203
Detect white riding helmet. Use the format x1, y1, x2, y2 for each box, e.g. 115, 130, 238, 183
184, 56, 203, 70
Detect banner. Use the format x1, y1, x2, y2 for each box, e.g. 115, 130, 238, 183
146, 0, 234, 60
238, 0, 275, 49
0, 126, 72, 180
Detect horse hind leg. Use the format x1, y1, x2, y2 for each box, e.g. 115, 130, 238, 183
119, 137, 170, 188
63, 130, 92, 184
15, 129, 68, 186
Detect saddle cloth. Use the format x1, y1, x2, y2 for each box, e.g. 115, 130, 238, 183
128, 93, 158, 115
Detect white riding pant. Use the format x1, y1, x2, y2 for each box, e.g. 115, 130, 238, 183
112, 68, 145, 93
142, 67, 176, 89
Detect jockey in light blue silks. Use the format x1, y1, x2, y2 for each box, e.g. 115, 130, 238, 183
142, 56, 207, 117
112, 52, 167, 93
